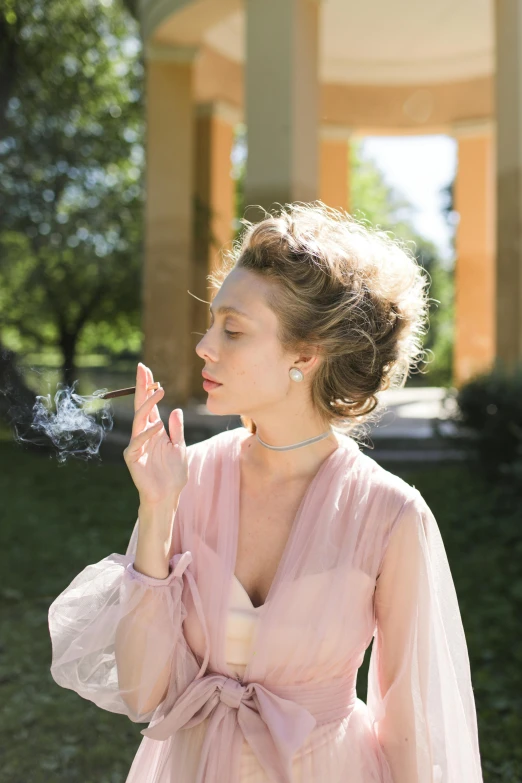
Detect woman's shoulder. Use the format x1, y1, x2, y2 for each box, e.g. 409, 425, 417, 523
351, 441, 420, 507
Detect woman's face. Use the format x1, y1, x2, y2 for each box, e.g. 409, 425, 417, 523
195, 267, 318, 420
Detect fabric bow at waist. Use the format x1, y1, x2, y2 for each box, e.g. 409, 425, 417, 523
142, 672, 357, 783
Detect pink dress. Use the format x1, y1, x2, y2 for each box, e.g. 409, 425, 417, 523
48, 426, 484, 783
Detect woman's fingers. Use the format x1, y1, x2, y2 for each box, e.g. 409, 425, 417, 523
134, 363, 160, 420
168, 408, 185, 447
124, 420, 164, 461
145, 365, 161, 425
145, 365, 153, 424
132, 387, 164, 438
134, 363, 147, 413
147, 367, 160, 424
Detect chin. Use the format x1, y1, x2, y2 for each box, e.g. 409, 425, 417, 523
205, 394, 251, 421
204, 395, 232, 414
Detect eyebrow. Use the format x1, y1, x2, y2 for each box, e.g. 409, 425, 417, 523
209, 304, 253, 321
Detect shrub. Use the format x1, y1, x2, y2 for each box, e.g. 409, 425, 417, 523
449, 361, 522, 487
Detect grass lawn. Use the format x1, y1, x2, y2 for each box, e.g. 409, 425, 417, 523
0, 437, 520, 782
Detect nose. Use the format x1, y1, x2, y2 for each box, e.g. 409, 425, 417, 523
195, 329, 215, 362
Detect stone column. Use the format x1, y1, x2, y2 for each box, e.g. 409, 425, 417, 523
244, 0, 320, 212
319, 127, 351, 212
495, 0, 522, 370
141, 44, 197, 406
453, 123, 496, 386
189, 101, 238, 401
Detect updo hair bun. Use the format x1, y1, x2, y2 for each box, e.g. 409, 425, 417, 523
209, 201, 431, 441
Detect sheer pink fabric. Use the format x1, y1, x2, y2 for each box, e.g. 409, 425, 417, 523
48, 426, 483, 782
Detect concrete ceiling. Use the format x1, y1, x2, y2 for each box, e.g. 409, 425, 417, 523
203, 0, 493, 86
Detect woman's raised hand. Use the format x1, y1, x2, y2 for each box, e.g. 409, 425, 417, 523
123, 363, 188, 506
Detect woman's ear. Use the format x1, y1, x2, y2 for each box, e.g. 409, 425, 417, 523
295, 348, 323, 377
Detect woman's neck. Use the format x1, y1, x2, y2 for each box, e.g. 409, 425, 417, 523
241, 429, 340, 483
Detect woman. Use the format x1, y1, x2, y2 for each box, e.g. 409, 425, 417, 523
48, 202, 483, 782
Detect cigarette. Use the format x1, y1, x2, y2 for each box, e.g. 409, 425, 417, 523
98, 382, 161, 400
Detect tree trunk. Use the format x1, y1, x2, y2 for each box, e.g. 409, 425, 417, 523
0, 343, 53, 455
0, 343, 36, 420
59, 331, 79, 389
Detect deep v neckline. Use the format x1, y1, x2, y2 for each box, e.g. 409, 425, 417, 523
231, 428, 348, 612
232, 573, 264, 611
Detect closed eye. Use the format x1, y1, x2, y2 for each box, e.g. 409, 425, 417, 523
206, 323, 241, 339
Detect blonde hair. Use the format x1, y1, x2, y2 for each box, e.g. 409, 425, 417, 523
208, 201, 431, 441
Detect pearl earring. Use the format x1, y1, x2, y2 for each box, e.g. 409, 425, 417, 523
289, 367, 304, 382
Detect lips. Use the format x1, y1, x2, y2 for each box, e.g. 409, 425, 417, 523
202, 372, 221, 384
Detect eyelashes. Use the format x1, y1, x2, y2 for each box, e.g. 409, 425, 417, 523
206, 324, 240, 339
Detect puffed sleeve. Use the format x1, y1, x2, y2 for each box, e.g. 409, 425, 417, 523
367, 491, 483, 783
48, 514, 206, 724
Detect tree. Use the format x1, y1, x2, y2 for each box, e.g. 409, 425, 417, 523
350, 138, 440, 280
350, 139, 453, 385
0, 0, 144, 387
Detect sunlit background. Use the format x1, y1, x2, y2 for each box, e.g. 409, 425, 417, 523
0, 2, 520, 781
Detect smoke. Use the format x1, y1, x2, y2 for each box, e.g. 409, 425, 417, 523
0, 354, 115, 465
28, 381, 114, 464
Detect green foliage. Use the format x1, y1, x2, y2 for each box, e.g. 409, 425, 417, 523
421, 260, 454, 387
0, 0, 144, 380
0, 440, 143, 782
0, 442, 519, 781
350, 139, 454, 386
350, 139, 413, 230
450, 361, 522, 485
